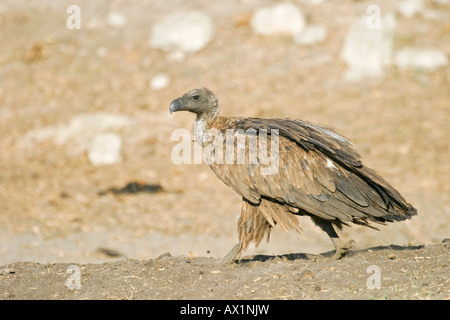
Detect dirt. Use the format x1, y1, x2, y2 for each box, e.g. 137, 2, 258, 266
1, 242, 449, 300
0, 0, 449, 300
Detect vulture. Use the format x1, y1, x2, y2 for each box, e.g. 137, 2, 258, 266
169, 87, 417, 263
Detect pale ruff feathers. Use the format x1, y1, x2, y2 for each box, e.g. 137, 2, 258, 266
193, 119, 208, 146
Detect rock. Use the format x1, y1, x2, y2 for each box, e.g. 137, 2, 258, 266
442, 238, 450, 249
294, 25, 327, 45
397, 0, 424, 18
0, 268, 15, 275
150, 73, 170, 90
394, 47, 449, 71
299, 270, 314, 280
156, 252, 172, 260
68, 113, 133, 134
387, 253, 397, 260
150, 11, 214, 53
22, 112, 135, 154
145, 259, 155, 267
340, 13, 396, 80
87, 133, 122, 166
107, 11, 127, 27
250, 3, 305, 36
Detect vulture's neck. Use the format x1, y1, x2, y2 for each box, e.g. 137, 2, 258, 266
193, 109, 220, 145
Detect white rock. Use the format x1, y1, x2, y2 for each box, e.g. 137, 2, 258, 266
22, 112, 135, 155
150, 11, 214, 53
397, 0, 424, 18
150, 73, 170, 90
87, 133, 122, 166
107, 11, 127, 27
341, 13, 396, 81
250, 3, 305, 36
394, 47, 449, 71
298, 0, 325, 4
294, 25, 327, 45
60, 113, 134, 145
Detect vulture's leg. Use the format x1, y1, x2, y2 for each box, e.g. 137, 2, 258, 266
311, 217, 354, 259
219, 243, 239, 264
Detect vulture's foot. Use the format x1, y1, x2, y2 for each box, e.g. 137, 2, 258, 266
219, 243, 239, 264
332, 239, 355, 260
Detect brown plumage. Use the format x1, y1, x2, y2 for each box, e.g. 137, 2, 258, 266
169, 87, 417, 262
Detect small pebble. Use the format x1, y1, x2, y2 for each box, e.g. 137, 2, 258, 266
0, 268, 15, 275
299, 270, 314, 280
156, 252, 171, 260
150, 73, 170, 90
387, 253, 397, 260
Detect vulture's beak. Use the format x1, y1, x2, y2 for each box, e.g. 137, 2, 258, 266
169, 98, 183, 114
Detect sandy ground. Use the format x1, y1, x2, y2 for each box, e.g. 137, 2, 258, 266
0, 0, 449, 300
1, 243, 449, 300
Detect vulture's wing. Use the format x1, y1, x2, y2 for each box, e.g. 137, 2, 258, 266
207, 117, 416, 226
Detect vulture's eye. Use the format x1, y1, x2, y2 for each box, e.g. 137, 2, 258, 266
193, 95, 199, 100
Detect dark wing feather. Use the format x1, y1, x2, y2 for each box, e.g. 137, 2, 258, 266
234, 117, 362, 168
208, 116, 416, 225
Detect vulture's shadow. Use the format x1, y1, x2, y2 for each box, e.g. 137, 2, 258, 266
236, 244, 425, 264
238, 252, 309, 263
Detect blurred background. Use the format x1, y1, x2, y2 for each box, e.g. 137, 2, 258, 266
0, 0, 449, 265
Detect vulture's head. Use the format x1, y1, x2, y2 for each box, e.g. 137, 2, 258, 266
169, 87, 219, 119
